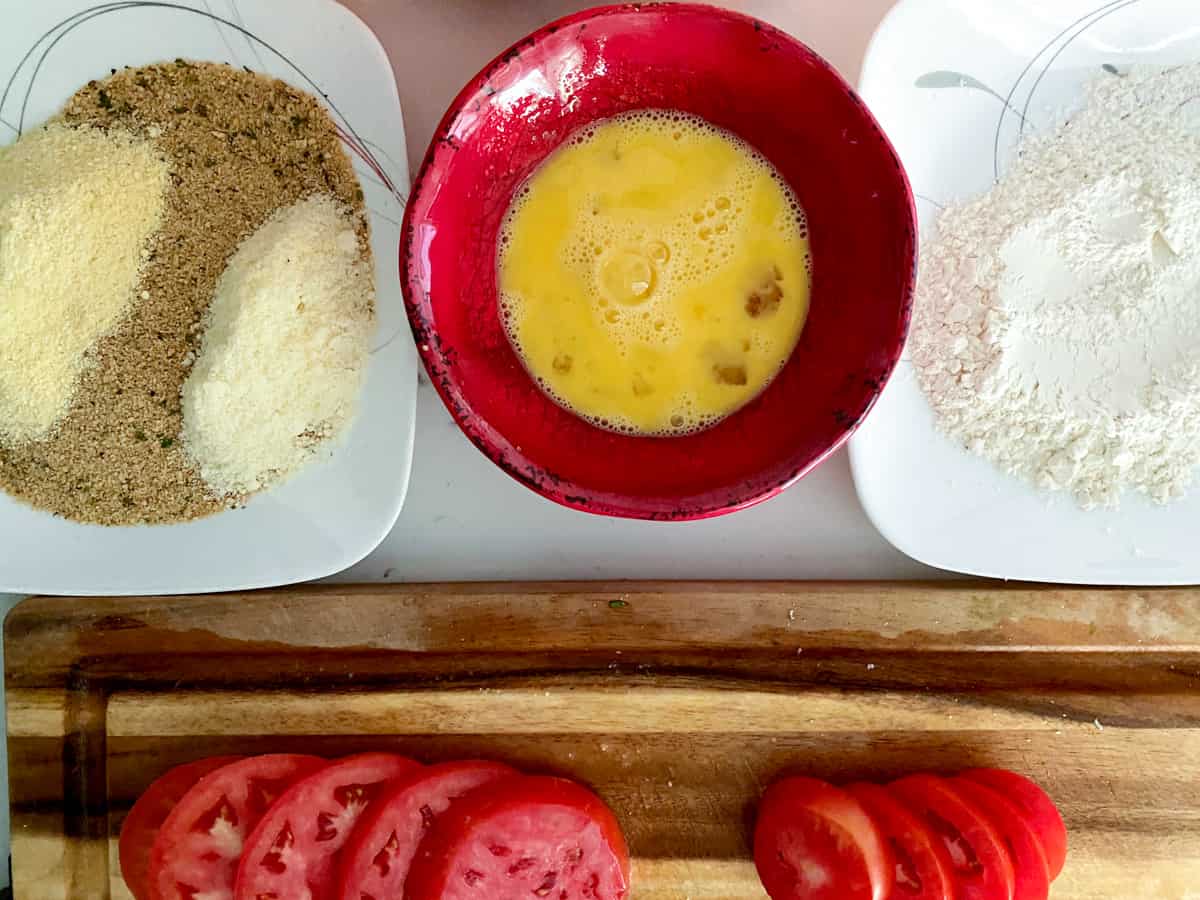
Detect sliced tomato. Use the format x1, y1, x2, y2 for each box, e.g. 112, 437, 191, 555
889, 775, 1015, 900
148, 753, 326, 900
951, 778, 1049, 900
754, 776, 893, 900
234, 752, 420, 900
845, 782, 953, 900
119, 756, 243, 900
960, 769, 1067, 880
336, 760, 517, 900
404, 775, 630, 899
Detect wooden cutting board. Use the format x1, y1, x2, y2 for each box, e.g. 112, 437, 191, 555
7, 582, 1200, 899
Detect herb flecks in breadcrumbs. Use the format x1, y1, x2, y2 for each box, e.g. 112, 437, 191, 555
0, 61, 368, 525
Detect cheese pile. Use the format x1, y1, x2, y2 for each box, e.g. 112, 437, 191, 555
0, 123, 168, 443
181, 193, 375, 496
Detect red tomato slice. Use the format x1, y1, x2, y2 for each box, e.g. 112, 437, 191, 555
149, 753, 326, 900
754, 776, 893, 900
889, 775, 1015, 900
845, 782, 953, 900
960, 769, 1067, 880
951, 778, 1049, 900
234, 752, 420, 900
336, 760, 517, 900
119, 756, 243, 900
403, 775, 631, 899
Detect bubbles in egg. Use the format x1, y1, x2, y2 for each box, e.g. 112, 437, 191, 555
498, 109, 811, 437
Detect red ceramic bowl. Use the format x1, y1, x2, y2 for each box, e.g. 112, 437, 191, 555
402, 3, 915, 520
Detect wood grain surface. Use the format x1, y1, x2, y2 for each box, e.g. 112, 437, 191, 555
7, 582, 1200, 899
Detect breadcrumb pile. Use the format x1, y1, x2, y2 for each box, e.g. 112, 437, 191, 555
0, 61, 372, 525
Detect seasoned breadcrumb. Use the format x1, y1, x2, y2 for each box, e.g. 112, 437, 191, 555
0, 60, 368, 525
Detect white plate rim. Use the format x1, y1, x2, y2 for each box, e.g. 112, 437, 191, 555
0, 0, 416, 595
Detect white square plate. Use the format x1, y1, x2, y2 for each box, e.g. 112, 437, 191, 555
849, 0, 1200, 585
0, 0, 415, 595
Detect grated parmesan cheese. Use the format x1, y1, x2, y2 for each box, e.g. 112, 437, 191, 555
0, 123, 168, 443
181, 193, 375, 496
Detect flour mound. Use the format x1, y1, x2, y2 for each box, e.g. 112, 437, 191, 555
913, 65, 1200, 509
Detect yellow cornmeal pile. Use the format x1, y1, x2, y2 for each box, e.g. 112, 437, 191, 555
0, 61, 370, 525
0, 124, 169, 444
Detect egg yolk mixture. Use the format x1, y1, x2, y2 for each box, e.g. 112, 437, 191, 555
498, 109, 812, 436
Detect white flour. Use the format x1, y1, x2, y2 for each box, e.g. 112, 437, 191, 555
912, 64, 1200, 508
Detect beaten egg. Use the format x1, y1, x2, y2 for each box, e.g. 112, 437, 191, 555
498, 109, 811, 436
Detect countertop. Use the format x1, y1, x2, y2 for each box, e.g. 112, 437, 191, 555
0, 0, 919, 891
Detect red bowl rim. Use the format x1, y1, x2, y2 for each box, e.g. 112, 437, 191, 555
400, 2, 917, 520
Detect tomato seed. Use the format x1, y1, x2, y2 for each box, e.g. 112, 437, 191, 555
335, 781, 379, 809
889, 837, 923, 894
488, 843, 512, 857
420, 804, 436, 829
372, 846, 392, 877
193, 795, 239, 834
534, 871, 559, 896
270, 823, 294, 849
260, 824, 294, 874
508, 857, 536, 875
260, 853, 287, 875
464, 868, 486, 886
246, 776, 294, 817
315, 811, 338, 841
370, 829, 400, 877
925, 809, 983, 877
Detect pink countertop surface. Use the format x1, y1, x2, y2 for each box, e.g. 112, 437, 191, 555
342, 0, 898, 174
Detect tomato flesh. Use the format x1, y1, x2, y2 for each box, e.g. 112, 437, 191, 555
404, 775, 630, 899
119, 756, 243, 900
960, 769, 1067, 880
889, 775, 1015, 900
234, 752, 419, 900
754, 777, 893, 900
951, 779, 1049, 900
336, 760, 517, 900
149, 753, 326, 900
845, 782, 953, 900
